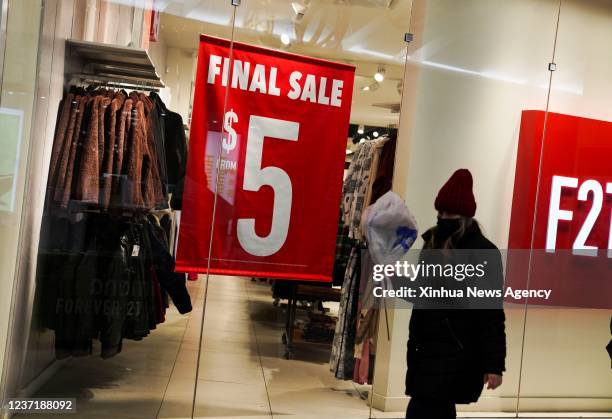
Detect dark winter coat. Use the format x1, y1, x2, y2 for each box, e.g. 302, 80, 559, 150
150, 92, 188, 210
405, 222, 506, 404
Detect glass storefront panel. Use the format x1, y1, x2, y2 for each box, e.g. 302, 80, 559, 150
388, 0, 560, 416
2, 1, 232, 419
0, 0, 44, 400
183, 0, 412, 417
517, 0, 612, 414
1, 1, 611, 418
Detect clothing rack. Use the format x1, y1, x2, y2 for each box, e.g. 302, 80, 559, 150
352, 128, 396, 144
69, 73, 161, 92
65, 39, 164, 91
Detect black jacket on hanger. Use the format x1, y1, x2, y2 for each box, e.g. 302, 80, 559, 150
150, 92, 187, 210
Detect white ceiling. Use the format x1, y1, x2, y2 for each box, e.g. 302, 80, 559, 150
156, 0, 411, 126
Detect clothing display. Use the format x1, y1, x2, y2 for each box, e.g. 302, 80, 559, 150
37, 86, 191, 359
342, 135, 393, 240
352, 251, 376, 385
329, 246, 361, 380
48, 89, 167, 211
370, 135, 396, 204
330, 133, 398, 382
150, 92, 188, 209
342, 140, 373, 241
332, 211, 356, 286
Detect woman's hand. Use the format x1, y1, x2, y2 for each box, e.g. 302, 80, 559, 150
483, 373, 502, 390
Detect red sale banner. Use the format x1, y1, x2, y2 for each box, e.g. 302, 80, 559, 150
507, 110, 612, 308
175, 35, 355, 281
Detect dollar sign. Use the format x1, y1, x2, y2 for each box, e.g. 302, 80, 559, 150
222, 109, 238, 153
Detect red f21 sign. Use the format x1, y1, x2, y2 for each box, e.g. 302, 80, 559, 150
175, 35, 355, 281
507, 110, 612, 308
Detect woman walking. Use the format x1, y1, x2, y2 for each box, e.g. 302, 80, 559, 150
405, 169, 506, 419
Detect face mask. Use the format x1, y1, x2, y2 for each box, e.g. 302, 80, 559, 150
436, 217, 461, 237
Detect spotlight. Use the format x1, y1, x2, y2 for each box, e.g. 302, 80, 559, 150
362, 85, 370, 92
374, 66, 386, 83
373, 131, 379, 138
280, 33, 291, 46
357, 125, 364, 135
291, 0, 311, 21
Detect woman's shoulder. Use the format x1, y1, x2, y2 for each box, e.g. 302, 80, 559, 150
459, 222, 499, 250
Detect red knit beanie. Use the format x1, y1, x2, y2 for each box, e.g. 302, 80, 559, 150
434, 169, 477, 217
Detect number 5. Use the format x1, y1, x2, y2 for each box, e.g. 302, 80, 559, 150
237, 116, 299, 256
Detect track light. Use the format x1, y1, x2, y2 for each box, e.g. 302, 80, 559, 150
280, 33, 291, 46
362, 85, 370, 92
291, 0, 311, 21
374, 66, 386, 83
373, 131, 379, 138
357, 125, 365, 135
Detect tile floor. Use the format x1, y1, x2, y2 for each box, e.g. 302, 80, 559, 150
26, 276, 385, 419
22, 276, 607, 419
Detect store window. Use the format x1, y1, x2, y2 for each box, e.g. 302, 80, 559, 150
176, 0, 412, 417
517, 0, 612, 413
377, 0, 560, 415
1, 1, 611, 418
0, 0, 44, 397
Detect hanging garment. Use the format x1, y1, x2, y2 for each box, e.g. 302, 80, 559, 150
100, 93, 126, 209
40, 87, 191, 360
352, 251, 378, 385
362, 136, 389, 212
74, 95, 103, 204
46, 90, 173, 213
342, 142, 369, 227
330, 247, 361, 380
56, 95, 89, 209
370, 134, 397, 204
150, 92, 188, 210
47, 93, 75, 203
332, 210, 356, 286
39, 213, 192, 360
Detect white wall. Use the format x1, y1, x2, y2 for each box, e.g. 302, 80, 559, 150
164, 47, 197, 123
375, 0, 612, 414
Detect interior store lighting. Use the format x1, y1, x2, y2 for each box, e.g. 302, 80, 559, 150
374, 66, 386, 82
357, 125, 365, 135
291, 0, 311, 21
373, 131, 379, 138
280, 33, 291, 46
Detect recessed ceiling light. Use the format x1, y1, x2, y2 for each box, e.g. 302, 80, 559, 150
373, 131, 379, 138
357, 125, 364, 135
362, 85, 370, 91
374, 70, 385, 83
280, 33, 291, 46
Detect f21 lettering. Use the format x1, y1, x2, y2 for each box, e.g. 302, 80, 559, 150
546, 175, 612, 257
